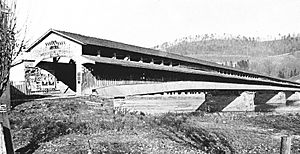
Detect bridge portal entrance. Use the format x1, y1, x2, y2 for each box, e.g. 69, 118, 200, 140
25, 57, 77, 95
18, 30, 86, 95
36, 58, 76, 94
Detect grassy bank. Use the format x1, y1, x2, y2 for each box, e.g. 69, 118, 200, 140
10, 96, 300, 153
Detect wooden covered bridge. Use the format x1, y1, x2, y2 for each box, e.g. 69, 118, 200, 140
12, 29, 300, 113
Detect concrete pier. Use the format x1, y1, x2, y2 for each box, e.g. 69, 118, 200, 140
198, 91, 255, 112
287, 92, 300, 105
254, 91, 290, 112
222, 91, 255, 112
254, 91, 286, 105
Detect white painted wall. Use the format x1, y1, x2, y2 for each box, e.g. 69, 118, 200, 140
10, 62, 25, 82
29, 33, 83, 66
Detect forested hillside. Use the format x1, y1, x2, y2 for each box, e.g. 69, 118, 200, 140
154, 34, 300, 79
154, 34, 300, 56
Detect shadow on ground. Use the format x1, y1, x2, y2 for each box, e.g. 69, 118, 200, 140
15, 142, 39, 154
11, 95, 52, 109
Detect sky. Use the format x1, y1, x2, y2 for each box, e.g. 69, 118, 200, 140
16, 0, 300, 48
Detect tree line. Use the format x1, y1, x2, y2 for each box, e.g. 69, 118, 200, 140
154, 33, 300, 79
154, 33, 300, 57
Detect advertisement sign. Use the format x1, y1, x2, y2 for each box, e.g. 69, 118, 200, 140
25, 67, 56, 93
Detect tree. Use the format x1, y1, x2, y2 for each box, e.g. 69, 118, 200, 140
1, 0, 25, 152
236, 59, 249, 70
0, 0, 25, 100
294, 68, 298, 76
278, 69, 285, 78
262, 59, 274, 76
290, 69, 294, 78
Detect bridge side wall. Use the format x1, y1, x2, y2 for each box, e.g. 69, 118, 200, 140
81, 62, 222, 94
81, 63, 164, 94
80, 61, 264, 95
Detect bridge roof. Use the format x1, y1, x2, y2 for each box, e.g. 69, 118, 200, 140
27, 29, 300, 86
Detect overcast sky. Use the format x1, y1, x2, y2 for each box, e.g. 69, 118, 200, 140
17, 0, 300, 48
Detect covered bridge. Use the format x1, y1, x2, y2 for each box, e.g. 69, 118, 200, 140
10, 29, 300, 98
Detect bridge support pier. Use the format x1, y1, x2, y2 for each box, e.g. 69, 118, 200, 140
287, 92, 300, 105
254, 91, 286, 112
222, 91, 255, 111
254, 91, 286, 105
198, 91, 255, 112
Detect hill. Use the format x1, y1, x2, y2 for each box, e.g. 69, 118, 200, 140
289, 74, 300, 83
154, 34, 300, 56
154, 34, 300, 79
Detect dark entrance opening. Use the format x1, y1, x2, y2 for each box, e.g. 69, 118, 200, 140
37, 60, 76, 94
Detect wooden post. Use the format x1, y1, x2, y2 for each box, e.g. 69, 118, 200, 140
280, 136, 292, 154
76, 62, 82, 95
0, 83, 14, 154
0, 123, 6, 154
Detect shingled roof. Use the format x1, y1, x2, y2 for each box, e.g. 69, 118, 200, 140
55, 30, 221, 66
53, 30, 253, 71
28, 29, 226, 69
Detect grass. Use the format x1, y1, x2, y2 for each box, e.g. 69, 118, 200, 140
9, 96, 300, 153
242, 113, 300, 134
154, 112, 235, 153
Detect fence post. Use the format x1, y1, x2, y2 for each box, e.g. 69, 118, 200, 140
280, 135, 292, 154
0, 123, 6, 154
0, 83, 14, 154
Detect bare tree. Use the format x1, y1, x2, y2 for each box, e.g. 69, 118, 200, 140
0, 0, 25, 99
0, 0, 25, 152
1, 0, 13, 98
